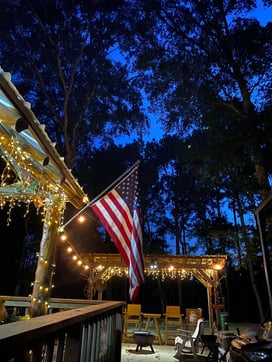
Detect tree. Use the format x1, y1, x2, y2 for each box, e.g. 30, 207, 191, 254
0, 0, 151, 315
0, 0, 148, 169
112, 0, 272, 318
117, 0, 272, 198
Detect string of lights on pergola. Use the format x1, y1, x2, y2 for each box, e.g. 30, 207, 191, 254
55, 227, 227, 328
0, 137, 67, 222
58, 226, 226, 283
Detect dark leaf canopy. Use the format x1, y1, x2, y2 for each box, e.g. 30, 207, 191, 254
0, 0, 148, 167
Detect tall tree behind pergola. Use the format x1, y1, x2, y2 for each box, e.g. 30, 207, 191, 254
0, 68, 88, 317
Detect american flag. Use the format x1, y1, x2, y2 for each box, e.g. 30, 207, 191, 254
91, 162, 145, 301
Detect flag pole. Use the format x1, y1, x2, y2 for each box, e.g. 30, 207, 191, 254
61, 160, 140, 229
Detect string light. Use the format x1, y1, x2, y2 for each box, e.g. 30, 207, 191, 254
0, 137, 67, 226
78, 215, 85, 223
59, 233, 91, 271
0, 98, 88, 313
57, 225, 226, 298
58, 232, 197, 283
146, 267, 194, 281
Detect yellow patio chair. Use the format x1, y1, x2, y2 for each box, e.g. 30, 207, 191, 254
123, 304, 142, 338
164, 305, 183, 344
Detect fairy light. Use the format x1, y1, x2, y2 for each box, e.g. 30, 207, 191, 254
145, 266, 193, 281
59, 231, 196, 283
78, 215, 85, 223
60, 233, 67, 241
58, 232, 223, 294
0, 113, 88, 311
0, 118, 76, 313
0, 136, 68, 229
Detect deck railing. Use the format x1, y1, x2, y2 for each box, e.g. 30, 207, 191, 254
0, 297, 125, 362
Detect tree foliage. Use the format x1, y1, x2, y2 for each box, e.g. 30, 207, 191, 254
116, 0, 272, 196
0, 0, 148, 168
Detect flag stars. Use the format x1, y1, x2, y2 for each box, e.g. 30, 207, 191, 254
117, 168, 139, 212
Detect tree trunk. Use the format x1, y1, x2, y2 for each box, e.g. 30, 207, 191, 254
232, 196, 242, 268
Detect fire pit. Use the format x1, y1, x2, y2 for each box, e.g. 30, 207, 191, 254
133, 331, 156, 352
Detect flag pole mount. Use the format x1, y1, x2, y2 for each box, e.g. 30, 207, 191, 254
60, 160, 140, 230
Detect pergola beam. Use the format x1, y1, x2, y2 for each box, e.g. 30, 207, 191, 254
83, 253, 227, 270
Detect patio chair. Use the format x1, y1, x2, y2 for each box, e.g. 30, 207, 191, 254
164, 305, 183, 344
174, 318, 205, 359
123, 304, 142, 338
185, 307, 203, 329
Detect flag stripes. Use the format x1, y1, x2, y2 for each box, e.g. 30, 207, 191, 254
91, 190, 132, 266
91, 162, 145, 301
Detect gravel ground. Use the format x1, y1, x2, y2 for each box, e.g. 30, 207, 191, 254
121, 342, 209, 361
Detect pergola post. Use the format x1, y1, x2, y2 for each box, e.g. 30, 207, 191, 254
207, 286, 213, 328
29, 194, 64, 317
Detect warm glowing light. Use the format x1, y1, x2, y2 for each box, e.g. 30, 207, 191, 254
77, 260, 82, 265
213, 263, 223, 270
83, 196, 89, 203
78, 215, 85, 223
67, 247, 72, 253
72, 255, 78, 260
60, 233, 67, 241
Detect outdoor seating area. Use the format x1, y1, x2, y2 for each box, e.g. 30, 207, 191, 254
123, 304, 207, 346
123, 305, 209, 346
121, 321, 264, 361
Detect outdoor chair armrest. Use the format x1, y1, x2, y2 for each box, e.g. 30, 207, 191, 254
177, 329, 193, 336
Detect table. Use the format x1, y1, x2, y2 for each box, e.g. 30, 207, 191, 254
142, 313, 162, 345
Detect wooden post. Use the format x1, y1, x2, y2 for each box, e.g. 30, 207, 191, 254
29, 194, 64, 317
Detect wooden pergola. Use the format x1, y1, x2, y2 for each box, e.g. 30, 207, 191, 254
82, 253, 227, 327
0, 67, 88, 316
